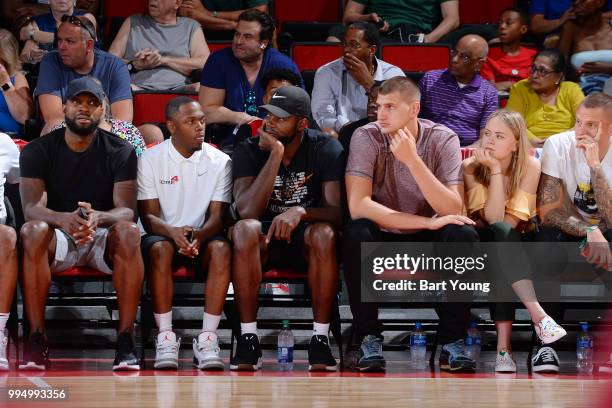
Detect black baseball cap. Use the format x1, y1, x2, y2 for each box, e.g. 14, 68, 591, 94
65, 76, 105, 104
259, 86, 311, 118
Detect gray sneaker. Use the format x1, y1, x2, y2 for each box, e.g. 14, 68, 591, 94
439, 339, 476, 373
358, 334, 386, 372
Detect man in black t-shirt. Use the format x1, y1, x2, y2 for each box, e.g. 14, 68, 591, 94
231, 86, 345, 372
18, 77, 144, 372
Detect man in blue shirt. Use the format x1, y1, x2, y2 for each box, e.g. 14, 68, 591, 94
35, 16, 132, 135
199, 9, 301, 152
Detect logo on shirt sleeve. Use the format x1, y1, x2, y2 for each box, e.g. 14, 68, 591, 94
160, 175, 179, 185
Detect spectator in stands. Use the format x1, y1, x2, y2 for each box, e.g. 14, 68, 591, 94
51, 93, 147, 156
0, 131, 19, 372
534, 92, 611, 373
109, 0, 210, 92
18, 0, 97, 65
199, 9, 300, 153
529, 0, 612, 48
329, 0, 460, 44
261, 68, 302, 105
312, 22, 404, 137
179, 0, 268, 34
231, 86, 344, 372
138, 97, 232, 370
2, 0, 98, 21
0, 30, 34, 135
481, 8, 537, 92
559, 0, 612, 95
18, 77, 143, 372
507, 49, 585, 147
343, 76, 479, 373
36, 15, 132, 135
338, 80, 381, 152
418, 34, 498, 146
463, 109, 566, 373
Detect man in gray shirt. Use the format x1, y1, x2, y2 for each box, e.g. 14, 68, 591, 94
109, 0, 210, 91
311, 22, 404, 137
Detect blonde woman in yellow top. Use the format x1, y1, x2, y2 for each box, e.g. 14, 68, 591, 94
463, 109, 566, 373
507, 48, 584, 147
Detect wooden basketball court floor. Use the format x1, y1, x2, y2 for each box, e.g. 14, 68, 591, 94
2, 350, 611, 408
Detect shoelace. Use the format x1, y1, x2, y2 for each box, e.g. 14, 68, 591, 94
198, 339, 219, 353
363, 337, 382, 355
539, 348, 556, 363
159, 341, 178, 354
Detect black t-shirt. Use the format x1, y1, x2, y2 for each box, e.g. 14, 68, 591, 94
232, 129, 345, 221
19, 128, 137, 213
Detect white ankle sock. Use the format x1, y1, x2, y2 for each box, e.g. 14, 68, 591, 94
0, 313, 9, 332
202, 312, 221, 333
313, 322, 329, 337
241, 322, 257, 335
154, 311, 172, 332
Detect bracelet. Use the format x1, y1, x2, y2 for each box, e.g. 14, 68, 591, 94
213, 11, 219, 18
586, 225, 599, 235
490, 171, 502, 176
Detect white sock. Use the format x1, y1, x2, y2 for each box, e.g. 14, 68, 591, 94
154, 311, 173, 332
0, 313, 9, 332
241, 322, 257, 335
202, 312, 221, 333
313, 322, 330, 337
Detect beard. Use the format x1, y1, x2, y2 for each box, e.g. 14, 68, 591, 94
65, 115, 100, 136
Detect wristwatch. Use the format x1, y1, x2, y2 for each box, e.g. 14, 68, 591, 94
1, 82, 12, 92
127, 62, 137, 74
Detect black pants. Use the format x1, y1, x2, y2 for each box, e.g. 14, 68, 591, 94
342, 218, 479, 345
477, 223, 533, 322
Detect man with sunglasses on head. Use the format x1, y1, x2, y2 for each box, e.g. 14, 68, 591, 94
36, 15, 132, 135
311, 21, 404, 139
418, 34, 498, 147
18, 76, 143, 372
199, 9, 301, 155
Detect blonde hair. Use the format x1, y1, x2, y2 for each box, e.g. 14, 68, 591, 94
474, 109, 531, 199
0, 29, 21, 76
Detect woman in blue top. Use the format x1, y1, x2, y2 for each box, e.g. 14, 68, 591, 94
0, 29, 33, 136
19, 0, 97, 64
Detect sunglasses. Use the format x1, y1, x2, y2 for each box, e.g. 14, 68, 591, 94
61, 14, 96, 40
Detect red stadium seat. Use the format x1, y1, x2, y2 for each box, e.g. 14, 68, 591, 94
380, 43, 451, 74
274, 0, 343, 31
459, 0, 515, 24
132, 91, 199, 126
290, 43, 343, 72
103, 0, 149, 44
207, 41, 232, 53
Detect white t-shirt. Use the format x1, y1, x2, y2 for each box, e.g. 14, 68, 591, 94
137, 139, 232, 230
0, 133, 20, 225
541, 130, 612, 224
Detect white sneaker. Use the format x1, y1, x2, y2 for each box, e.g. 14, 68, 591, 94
193, 332, 224, 370
154, 331, 180, 370
0, 330, 8, 371
495, 350, 517, 373
535, 316, 567, 344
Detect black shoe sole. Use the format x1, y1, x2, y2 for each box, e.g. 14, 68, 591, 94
440, 362, 476, 373
309, 363, 338, 372
358, 360, 386, 372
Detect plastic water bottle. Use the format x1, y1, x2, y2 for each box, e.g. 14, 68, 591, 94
277, 320, 294, 371
410, 322, 427, 369
576, 323, 594, 375
465, 322, 481, 365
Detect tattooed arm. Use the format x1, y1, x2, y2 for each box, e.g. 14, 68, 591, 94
537, 174, 591, 237
590, 164, 611, 230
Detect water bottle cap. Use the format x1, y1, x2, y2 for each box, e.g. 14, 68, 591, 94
415, 322, 422, 329
581, 323, 589, 332
282, 319, 290, 327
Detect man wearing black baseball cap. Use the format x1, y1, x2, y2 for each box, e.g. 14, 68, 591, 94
230, 85, 345, 372
18, 76, 144, 372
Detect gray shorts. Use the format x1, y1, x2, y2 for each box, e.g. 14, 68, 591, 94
51, 228, 112, 274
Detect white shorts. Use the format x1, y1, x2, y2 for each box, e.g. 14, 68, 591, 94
51, 228, 112, 274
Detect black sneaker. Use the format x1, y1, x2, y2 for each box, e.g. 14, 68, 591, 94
308, 335, 338, 372
531, 346, 560, 373
230, 334, 262, 371
113, 332, 140, 371
19, 331, 49, 371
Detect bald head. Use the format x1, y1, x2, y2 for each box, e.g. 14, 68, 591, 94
457, 35, 489, 59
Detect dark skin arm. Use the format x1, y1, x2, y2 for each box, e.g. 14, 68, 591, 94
139, 198, 227, 258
